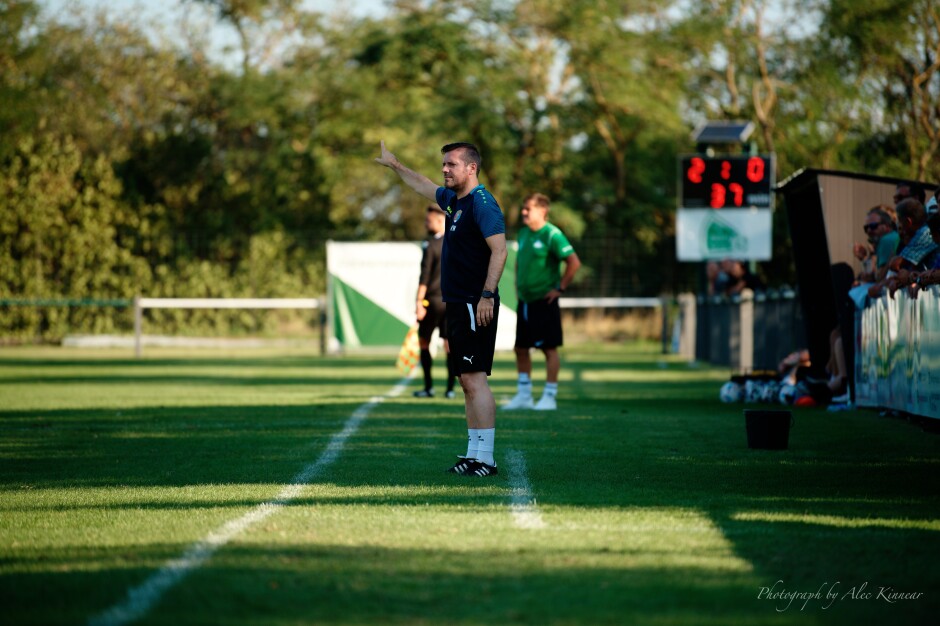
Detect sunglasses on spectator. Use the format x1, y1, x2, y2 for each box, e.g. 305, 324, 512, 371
863, 223, 882, 232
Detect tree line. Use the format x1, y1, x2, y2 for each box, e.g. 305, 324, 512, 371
1, 0, 937, 340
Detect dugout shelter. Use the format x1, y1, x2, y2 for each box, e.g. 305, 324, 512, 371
776, 169, 938, 401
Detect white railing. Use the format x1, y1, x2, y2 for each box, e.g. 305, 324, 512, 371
131, 296, 670, 357
559, 297, 662, 309
133, 297, 323, 358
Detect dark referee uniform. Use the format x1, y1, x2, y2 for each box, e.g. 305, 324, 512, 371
417, 233, 446, 342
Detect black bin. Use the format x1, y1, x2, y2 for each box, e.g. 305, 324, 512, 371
745, 410, 792, 450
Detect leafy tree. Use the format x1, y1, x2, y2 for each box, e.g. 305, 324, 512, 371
0, 135, 150, 339
823, 0, 940, 181
0, 1, 44, 160
6, 0, 940, 344
185, 0, 320, 73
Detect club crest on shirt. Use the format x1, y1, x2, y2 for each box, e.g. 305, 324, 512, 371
533, 240, 544, 249
450, 209, 463, 232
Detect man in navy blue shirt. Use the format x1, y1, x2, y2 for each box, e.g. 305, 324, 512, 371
376, 141, 507, 477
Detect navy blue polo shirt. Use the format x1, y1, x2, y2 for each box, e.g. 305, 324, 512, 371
436, 184, 506, 303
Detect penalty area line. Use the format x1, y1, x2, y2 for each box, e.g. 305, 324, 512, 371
505, 449, 546, 530
87, 378, 411, 626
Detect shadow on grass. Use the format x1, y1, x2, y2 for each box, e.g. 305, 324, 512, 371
0, 402, 419, 488
3, 535, 935, 626
0, 542, 762, 626
1, 348, 938, 625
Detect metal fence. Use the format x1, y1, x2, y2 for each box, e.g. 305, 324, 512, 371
692, 290, 806, 372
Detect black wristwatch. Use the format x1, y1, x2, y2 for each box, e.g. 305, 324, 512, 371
481, 290, 495, 299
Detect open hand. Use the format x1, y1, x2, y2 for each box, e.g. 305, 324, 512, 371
374, 141, 398, 168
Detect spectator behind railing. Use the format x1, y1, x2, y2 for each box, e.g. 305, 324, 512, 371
894, 181, 926, 205
853, 204, 899, 284
927, 188, 939, 216
722, 259, 764, 296
907, 212, 940, 295
705, 260, 731, 297
868, 199, 939, 298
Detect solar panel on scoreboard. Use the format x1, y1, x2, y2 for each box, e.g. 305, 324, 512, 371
691, 120, 755, 144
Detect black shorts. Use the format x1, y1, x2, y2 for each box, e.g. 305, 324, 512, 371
417, 297, 446, 341
445, 299, 499, 376
514, 298, 563, 349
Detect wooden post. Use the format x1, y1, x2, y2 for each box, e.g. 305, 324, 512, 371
677, 293, 697, 361
739, 289, 754, 373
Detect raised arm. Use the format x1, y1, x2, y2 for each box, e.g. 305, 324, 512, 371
374, 141, 439, 201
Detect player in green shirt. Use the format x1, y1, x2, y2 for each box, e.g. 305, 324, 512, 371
503, 193, 581, 411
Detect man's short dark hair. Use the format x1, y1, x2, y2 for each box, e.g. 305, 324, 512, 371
896, 198, 927, 226
426, 204, 444, 215
441, 142, 482, 171
524, 193, 551, 210
896, 182, 926, 204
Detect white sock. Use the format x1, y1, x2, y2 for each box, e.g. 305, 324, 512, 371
517, 373, 532, 397
476, 428, 495, 466
543, 382, 558, 397
465, 428, 480, 459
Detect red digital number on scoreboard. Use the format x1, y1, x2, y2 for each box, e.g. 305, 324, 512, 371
680, 155, 772, 209
746, 156, 765, 183
710, 183, 725, 209
687, 157, 705, 184
709, 180, 744, 208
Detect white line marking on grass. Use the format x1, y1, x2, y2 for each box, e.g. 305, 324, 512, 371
87, 380, 410, 626
505, 449, 546, 530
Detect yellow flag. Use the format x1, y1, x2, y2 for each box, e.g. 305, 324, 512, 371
396, 325, 420, 374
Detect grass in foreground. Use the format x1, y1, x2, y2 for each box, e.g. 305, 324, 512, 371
0, 343, 937, 625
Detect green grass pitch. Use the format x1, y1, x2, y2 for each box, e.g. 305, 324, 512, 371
1, 343, 937, 625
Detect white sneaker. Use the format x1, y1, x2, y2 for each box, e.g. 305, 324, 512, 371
502, 393, 534, 410
533, 394, 557, 411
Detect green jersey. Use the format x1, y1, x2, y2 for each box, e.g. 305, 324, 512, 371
516, 222, 575, 302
